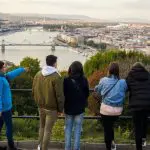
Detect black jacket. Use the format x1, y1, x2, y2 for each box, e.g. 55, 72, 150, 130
64, 76, 89, 115
126, 65, 150, 111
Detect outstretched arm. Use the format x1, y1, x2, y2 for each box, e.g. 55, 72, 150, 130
6, 67, 27, 80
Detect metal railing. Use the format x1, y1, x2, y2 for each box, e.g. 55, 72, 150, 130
11, 88, 94, 92
11, 88, 134, 120
12, 115, 133, 120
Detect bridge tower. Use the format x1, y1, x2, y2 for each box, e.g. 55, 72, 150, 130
51, 39, 56, 54
51, 44, 55, 54
1, 39, 5, 53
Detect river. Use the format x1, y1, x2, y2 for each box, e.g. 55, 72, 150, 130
0, 27, 87, 70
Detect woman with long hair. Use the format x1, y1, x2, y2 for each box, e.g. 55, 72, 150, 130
64, 61, 89, 150
95, 62, 127, 150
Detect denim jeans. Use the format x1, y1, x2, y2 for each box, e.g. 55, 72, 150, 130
0, 109, 15, 148
65, 113, 84, 150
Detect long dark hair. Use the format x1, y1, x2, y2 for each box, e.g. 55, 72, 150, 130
108, 62, 120, 79
68, 61, 84, 78
0, 61, 4, 70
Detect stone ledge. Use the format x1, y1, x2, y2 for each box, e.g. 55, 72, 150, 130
0, 141, 150, 150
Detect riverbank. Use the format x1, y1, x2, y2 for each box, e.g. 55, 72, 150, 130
0, 28, 87, 70
56, 34, 98, 57
0, 28, 24, 36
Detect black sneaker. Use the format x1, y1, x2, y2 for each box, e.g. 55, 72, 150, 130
8, 146, 18, 150
0, 146, 7, 150
8, 141, 18, 150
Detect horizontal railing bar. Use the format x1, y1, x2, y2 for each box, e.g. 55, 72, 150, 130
12, 116, 132, 119
11, 89, 94, 92
0, 44, 58, 46
11, 89, 137, 119
12, 116, 150, 120
11, 89, 32, 92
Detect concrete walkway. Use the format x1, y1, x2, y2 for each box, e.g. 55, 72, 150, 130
0, 141, 150, 150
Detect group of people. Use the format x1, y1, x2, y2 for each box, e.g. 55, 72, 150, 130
33, 55, 150, 150
0, 55, 150, 150
32, 55, 89, 150
95, 62, 150, 150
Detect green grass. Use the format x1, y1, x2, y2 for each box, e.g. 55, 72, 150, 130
1, 119, 150, 143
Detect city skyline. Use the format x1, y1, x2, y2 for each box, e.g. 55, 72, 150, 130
0, 0, 150, 21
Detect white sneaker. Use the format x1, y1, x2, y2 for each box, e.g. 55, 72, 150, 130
37, 145, 41, 150
111, 143, 116, 150
142, 139, 146, 147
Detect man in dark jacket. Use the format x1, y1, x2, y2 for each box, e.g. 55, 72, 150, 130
126, 62, 150, 150
32, 55, 64, 150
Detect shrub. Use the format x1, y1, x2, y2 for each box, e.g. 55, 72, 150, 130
84, 50, 150, 77
88, 69, 107, 88
52, 120, 65, 140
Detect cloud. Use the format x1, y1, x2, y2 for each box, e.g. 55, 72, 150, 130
10, 0, 122, 9
0, 0, 149, 20
123, 0, 150, 10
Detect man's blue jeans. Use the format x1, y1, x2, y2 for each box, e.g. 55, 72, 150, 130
0, 109, 14, 147
65, 113, 84, 150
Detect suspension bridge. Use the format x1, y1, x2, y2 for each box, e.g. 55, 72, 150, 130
0, 39, 68, 52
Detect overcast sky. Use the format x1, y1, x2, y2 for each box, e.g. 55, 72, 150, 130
0, 0, 149, 20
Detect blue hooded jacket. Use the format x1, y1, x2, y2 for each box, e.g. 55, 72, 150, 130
0, 68, 25, 112
95, 76, 127, 107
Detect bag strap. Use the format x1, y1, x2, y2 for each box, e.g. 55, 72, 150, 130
103, 80, 119, 99
71, 79, 80, 91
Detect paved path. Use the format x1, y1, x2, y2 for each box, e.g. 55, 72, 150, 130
18, 146, 149, 150
19, 149, 63, 150
1, 141, 150, 150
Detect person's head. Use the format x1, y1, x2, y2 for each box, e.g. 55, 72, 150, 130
46, 55, 57, 68
108, 62, 120, 79
0, 61, 6, 73
68, 61, 84, 77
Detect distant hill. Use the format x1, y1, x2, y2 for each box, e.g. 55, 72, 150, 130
0, 12, 111, 22
12, 13, 91, 20
40, 14, 91, 20
0, 12, 9, 18
1, 12, 150, 23
0, 12, 94, 21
